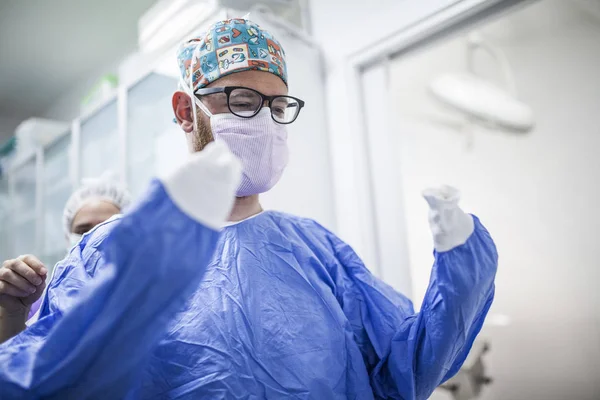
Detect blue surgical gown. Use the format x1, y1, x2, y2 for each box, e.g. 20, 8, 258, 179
0, 180, 498, 400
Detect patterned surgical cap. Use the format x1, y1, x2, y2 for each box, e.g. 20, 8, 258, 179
177, 18, 287, 92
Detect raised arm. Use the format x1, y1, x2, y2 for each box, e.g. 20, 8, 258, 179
332, 186, 498, 399
0, 142, 241, 399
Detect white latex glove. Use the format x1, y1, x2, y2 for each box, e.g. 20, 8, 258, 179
160, 141, 242, 229
422, 185, 475, 252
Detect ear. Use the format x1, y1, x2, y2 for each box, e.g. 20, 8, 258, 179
172, 91, 194, 133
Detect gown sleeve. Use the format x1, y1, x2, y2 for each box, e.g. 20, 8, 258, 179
328, 215, 498, 400
0, 142, 241, 399
0, 181, 221, 399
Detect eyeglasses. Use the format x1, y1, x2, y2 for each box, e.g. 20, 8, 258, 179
194, 86, 305, 124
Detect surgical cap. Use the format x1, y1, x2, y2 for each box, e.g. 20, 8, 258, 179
177, 18, 287, 92
62, 171, 131, 235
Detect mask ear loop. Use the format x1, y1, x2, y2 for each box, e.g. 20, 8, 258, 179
181, 43, 214, 132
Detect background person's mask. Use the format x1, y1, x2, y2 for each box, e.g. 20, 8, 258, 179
68, 233, 82, 249
209, 108, 288, 197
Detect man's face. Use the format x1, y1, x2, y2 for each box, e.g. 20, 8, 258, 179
71, 199, 121, 235
173, 70, 288, 152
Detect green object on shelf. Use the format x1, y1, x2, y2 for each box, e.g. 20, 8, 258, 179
0, 136, 16, 157
81, 74, 119, 107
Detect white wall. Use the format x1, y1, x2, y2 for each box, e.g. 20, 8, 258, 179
309, 0, 463, 266
259, 22, 336, 230
388, 1, 600, 398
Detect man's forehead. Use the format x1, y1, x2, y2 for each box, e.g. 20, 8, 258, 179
74, 200, 119, 218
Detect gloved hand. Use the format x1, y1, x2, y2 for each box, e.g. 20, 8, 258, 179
160, 141, 242, 229
422, 185, 474, 252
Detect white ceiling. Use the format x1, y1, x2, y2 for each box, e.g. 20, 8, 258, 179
0, 0, 158, 143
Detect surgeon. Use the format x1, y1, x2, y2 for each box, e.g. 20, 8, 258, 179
0, 172, 131, 343
0, 19, 497, 400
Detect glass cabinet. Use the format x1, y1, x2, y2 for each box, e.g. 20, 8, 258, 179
0, 68, 183, 262
42, 133, 72, 269
126, 72, 178, 199
10, 155, 38, 258
80, 99, 119, 180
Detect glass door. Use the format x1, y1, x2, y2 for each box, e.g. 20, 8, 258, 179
126, 72, 179, 199
80, 99, 119, 180
42, 133, 72, 270
10, 156, 38, 258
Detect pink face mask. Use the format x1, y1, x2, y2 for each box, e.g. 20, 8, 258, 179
206, 108, 289, 197
180, 58, 288, 197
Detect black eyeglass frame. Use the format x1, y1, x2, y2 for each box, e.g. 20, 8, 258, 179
194, 86, 305, 125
